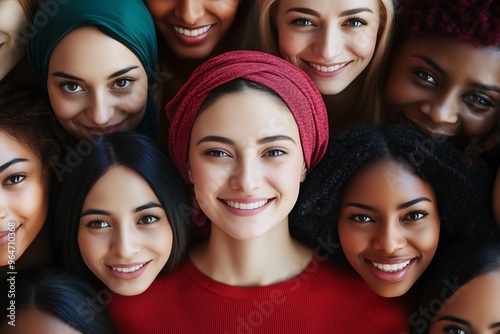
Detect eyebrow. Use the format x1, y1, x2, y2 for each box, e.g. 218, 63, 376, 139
285, 7, 373, 17
472, 83, 500, 94
196, 135, 296, 146
0, 158, 28, 174
490, 322, 500, 329
81, 202, 162, 217
412, 55, 446, 75
436, 316, 471, 327
51, 66, 139, 82
343, 197, 432, 211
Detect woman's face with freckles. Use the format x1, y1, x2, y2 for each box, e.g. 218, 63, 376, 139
47, 26, 148, 139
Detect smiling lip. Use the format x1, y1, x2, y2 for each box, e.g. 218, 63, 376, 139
107, 261, 150, 280
400, 114, 454, 138
84, 123, 124, 136
366, 258, 416, 282
306, 60, 352, 78
171, 24, 213, 44
221, 198, 272, 217
0, 225, 19, 248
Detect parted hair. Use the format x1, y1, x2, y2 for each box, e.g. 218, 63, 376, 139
290, 125, 498, 259
54, 131, 189, 283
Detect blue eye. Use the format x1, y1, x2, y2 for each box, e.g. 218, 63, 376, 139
205, 150, 229, 157
344, 18, 366, 27
264, 149, 286, 157
291, 18, 314, 27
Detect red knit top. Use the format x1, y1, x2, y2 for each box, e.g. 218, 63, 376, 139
108, 258, 411, 333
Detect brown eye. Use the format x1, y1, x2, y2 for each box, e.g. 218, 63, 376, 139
112, 79, 133, 89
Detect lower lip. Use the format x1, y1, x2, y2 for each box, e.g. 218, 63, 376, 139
0, 226, 19, 248
172, 26, 212, 45
84, 123, 124, 136
222, 200, 272, 217
108, 262, 149, 280
307, 61, 351, 78
366, 259, 415, 283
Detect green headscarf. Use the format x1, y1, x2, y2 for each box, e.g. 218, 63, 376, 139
27, 0, 158, 136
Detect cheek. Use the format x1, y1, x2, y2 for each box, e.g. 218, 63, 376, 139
350, 31, 378, 59
78, 231, 101, 267
47, 90, 80, 121
144, 2, 174, 19
461, 112, 498, 137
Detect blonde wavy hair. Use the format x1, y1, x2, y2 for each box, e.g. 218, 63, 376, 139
257, 0, 395, 124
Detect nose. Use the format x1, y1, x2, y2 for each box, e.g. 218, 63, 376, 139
229, 156, 263, 193
87, 91, 115, 125
174, 0, 204, 26
420, 95, 459, 125
371, 221, 407, 254
314, 25, 343, 60
110, 226, 141, 259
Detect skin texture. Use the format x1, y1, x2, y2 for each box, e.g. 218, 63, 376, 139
338, 159, 440, 297
47, 26, 148, 139
275, 0, 379, 95
429, 271, 500, 334
188, 90, 306, 241
494, 168, 500, 225
0, 131, 48, 266
143, 0, 238, 59
78, 166, 173, 296
0, 308, 82, 334
0, 0, 28, 81
385, 37, 500, 143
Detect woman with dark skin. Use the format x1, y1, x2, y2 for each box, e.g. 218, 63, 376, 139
291, 125, 498, 297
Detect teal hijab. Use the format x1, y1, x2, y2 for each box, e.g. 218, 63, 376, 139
27, 0, 158, 136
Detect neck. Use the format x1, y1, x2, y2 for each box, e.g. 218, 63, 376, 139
323, 74, 368, 135
190, 219, 313, 286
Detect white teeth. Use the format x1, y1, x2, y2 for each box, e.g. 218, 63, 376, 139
309, 62, 348, 73
112, 263, 145, 273
173, 25, 212, 37
224, 200, 269, 210
371, 260, 411, 273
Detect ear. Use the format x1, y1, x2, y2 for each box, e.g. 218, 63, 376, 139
300, 163, 307, 182
187, 163, 194, 183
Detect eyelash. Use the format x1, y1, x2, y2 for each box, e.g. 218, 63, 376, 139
59, 78, 135, 94
348, 211, 429, 223
264, 147, 288, 157
290, 17, 314, 27
84, 213, 160, 228
343, 17, 367, 27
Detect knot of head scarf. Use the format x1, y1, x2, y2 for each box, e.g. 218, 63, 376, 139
27, 0, 158, 89
166, 50, 329, 183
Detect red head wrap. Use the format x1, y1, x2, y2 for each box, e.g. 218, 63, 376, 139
166, 50, 329, 182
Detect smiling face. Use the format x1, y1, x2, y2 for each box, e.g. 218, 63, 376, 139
429, 271, 500, 334
77, 166, 173, 296
0, 131, 48, 265
0, 0, 28, 81
188, 88, 306, 241
385, 37, 500, 144
144, 0, 239, 59
338, 159, 440, 297
275, 0, 379, 95
47, 26, 148, 139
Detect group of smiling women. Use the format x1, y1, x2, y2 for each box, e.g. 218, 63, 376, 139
0, 0, 499, 333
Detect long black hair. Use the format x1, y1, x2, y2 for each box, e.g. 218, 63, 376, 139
0, 267, 116, 333
410, 241, 500, 333
53, 131, 189, 282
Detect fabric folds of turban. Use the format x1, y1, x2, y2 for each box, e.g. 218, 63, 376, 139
166, 50, 329, 183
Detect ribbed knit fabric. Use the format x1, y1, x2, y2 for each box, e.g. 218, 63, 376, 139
166, 50, 329, 183
108, 258, 411, 333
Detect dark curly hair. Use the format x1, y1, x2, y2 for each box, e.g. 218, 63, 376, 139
0, 84, 69, 182
396, 0, 500, 47
290, 125, 498, 260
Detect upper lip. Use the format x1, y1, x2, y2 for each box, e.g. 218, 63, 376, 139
401, 114, 456, 137
366, 257, 415, 265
